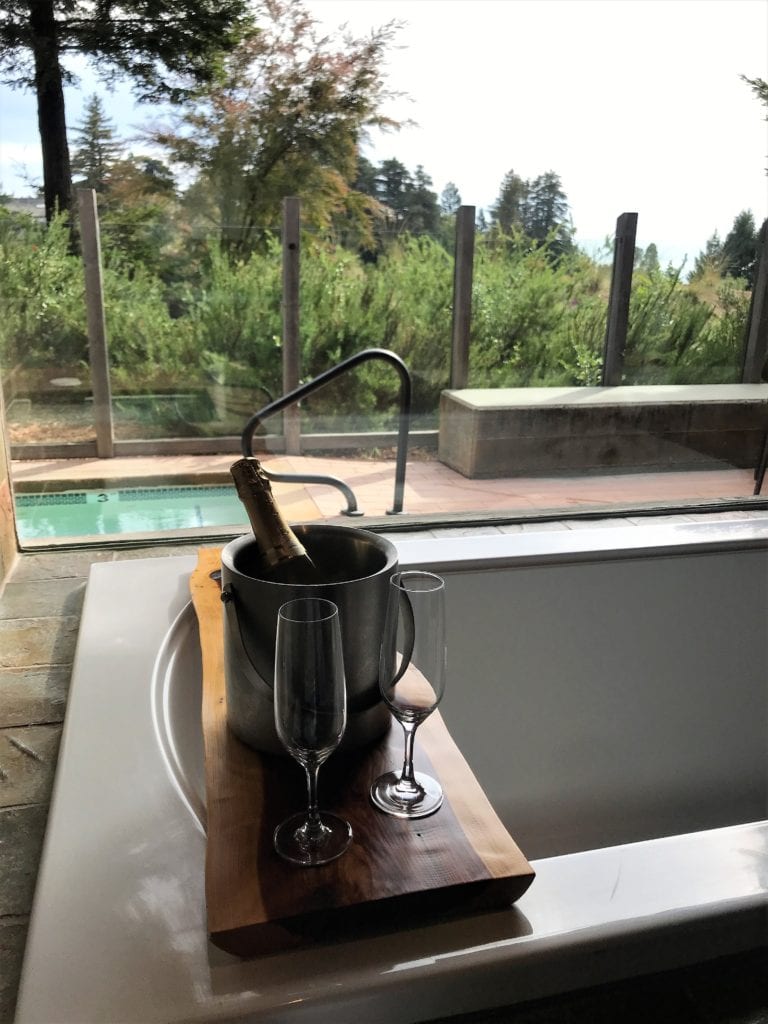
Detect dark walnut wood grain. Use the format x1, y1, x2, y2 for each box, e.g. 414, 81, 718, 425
191, 548, 535, 958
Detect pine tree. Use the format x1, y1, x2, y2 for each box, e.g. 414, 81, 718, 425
490, 169, 527, 233
407, 165, 440, 235
522, 171, 571, 249
70, 95, 122, 193
0, 0, 252, 219
371, 159, 439, 236
690, 231, 724, 280
722, 210, 758, 284
637, 243, 660, 274
521, 171, 573, 257
440, 182, 461, 215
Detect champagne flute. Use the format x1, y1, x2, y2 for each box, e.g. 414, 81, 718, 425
370, 571, 447, 818
273, 598, 352, 866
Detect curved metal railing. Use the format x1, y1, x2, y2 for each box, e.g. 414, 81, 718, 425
240, 348, 411, 515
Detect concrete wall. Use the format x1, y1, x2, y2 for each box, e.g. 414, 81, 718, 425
439, 385, 768, 478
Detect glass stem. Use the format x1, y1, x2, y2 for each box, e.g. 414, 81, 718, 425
399, 721, 419, 789
304, 761, 323, 836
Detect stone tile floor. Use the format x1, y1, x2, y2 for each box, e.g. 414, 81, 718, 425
1, 535, 767, 1022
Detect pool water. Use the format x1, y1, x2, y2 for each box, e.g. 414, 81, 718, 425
15, 485, 249, 540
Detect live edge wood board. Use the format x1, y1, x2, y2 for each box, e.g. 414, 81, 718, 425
191, 548, 535, 958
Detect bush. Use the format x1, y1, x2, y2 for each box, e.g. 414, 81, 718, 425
0, 205, 755, 439
0, 212, 88, 371
469, 236, 609, 387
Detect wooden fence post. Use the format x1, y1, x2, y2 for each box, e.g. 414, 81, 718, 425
77, 188, 114, 457
281, 196, 301, 454
741, 218, 768, 383
450, 205, 475, 389
601, 212, 638, 386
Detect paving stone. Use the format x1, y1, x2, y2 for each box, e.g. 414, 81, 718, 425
427, 525, 503, 537
561, 517, 636, 530
0, 666, 70, 727
0, 916, 28, 1024
0, 617, 79, 670
0, 576, 85, 620
379, 529, 440, 543
0, 725, 62, 808
111, 543, 207, 560
8, 549, 113, 583
0, 804, 47, 916
625, 514, 697, 526
519, 521, 572, 533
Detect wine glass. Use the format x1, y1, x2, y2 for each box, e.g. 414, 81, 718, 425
370, 571, 447, 818
273, 597, 352, 866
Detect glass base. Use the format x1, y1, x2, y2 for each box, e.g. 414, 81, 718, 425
273, 811, 352, 866
369, 770, 444, 819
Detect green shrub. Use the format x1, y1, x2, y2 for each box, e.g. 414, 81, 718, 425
0, 205, 755, 437
0, 212, 88, 371
469, 237, 607, 387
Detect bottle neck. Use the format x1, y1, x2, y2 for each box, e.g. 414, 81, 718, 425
230, 459, 308, 569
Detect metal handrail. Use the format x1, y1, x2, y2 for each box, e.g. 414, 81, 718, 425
241, 348, 412, 515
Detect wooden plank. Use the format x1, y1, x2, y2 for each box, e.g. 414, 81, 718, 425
742, 218, 768, 383
601, 212, 638, 386
451, 205, 476, 389
281, 197, 301, 455
191, 549, 535, 958
77, 188, 114, 457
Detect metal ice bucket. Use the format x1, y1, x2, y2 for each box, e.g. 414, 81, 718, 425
220, 524, 397, 755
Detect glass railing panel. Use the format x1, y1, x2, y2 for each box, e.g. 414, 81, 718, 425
5, 195, 766, 547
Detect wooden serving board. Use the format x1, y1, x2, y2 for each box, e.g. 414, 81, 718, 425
191, 548, 535, 958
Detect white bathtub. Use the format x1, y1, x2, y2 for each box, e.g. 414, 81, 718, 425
15, 518, 768, 1023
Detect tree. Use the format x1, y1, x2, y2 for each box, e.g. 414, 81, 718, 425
402, 164, 440, 235
0, 1, 253, 221
353, 155, 380, 198
376, 157, 413, 219
151, 0, 402, 258
97, 154, 181, 274
690, 231, 724, 280
440, 182, 461, 215
636, 243, 660, 275
490, 169, 527, 234
721, 210, 758, 284
521, 171, 573, 256
359, 157, 440, 238
70, 94, 123, 193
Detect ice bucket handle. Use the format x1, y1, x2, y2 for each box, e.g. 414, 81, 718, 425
221, 585, 274, 699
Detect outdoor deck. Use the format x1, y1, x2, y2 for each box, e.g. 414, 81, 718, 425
11, 451, 760, 527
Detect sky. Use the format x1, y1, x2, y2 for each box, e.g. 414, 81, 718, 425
1, 0, 767, 268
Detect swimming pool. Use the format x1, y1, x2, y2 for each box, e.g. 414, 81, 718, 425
15, 485, 249, 540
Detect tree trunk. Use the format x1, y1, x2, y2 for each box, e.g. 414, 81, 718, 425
28, 0, 72, 222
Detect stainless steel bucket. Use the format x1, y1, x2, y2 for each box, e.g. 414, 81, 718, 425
220, 524, 397, 755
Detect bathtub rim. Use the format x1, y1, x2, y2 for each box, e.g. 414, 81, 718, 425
14, 524, 768, 1024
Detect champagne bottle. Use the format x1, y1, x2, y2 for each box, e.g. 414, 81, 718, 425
230, 457, 320, 584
